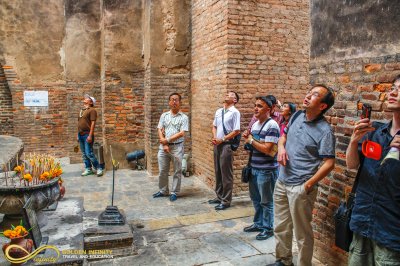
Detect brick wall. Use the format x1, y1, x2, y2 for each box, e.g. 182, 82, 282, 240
191, 0, 310, 193
2, 65, 102, 160
191, 0, 229, 187
0, 65, 13, 135
143, 0, 191, 175
309, 54, 400, 265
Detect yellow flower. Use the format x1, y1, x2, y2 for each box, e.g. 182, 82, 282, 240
23, 173, 33, 182
40, 171, 50, 181
14, 165, 24, 173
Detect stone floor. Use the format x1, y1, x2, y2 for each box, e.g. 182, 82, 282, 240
61, 163, 324, 266
0, 163, 326, 265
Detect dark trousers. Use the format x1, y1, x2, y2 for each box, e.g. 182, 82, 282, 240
213, 143, 233, 205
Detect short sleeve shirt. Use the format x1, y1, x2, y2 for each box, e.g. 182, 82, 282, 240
213, 106, 241, 139
78, 107, 97, 133
278, 111, 336, 185
157, 111, 189, 143
250, 118, 280, 170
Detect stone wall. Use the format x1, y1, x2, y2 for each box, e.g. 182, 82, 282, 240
191, 0, 310, 192
310, 1, 400, 264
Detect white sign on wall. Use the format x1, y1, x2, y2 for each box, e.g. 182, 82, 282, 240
24, 91, 48, 107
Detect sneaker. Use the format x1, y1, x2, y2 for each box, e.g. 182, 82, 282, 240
81, 169, 94, 176
97, 168, 104, 177
170, 193, 177, 202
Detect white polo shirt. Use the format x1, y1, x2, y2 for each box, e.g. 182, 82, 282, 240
213, 106, 241, 139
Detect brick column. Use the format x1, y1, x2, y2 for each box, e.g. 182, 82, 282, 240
0, 65, 13, 135
143, 0, 191, 175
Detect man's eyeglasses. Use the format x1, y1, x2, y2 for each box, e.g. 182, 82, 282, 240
306, 90, 321, 98
169, 98, 180, 102
390, 86, 400, 92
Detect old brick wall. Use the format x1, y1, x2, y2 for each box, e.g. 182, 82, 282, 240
0, 0, 145, 166
191, 0, 310, 193
0, 65, 13, 135
310, 1, 400, 264
143, 0, 191, 175
102, 0, 145, 168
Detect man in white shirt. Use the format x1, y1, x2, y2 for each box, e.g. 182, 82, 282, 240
209, 91, 241, 210
153, 93, 189, 202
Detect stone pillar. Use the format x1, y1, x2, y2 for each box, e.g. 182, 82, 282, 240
143, 0, 191, 175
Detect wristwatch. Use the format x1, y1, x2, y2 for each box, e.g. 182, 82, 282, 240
222, 136, 226, 142
249, 139, 254, 145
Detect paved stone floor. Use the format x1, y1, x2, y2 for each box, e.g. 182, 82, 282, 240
61, 163, 325, 266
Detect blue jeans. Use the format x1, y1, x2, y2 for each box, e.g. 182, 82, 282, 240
249, 168, 278, 231
78, 133, 100, 170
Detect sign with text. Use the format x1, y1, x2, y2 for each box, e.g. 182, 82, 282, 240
24, 91, 48, 107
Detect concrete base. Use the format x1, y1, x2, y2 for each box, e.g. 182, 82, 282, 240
83, 210, 136, 260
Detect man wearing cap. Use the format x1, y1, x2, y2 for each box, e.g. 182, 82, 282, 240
243, 96, 280, 240
77, 94, 104, 177
152, 92, 189, 202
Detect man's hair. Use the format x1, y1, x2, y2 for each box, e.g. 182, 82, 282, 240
169, 92, 182, 101
392, 74, 400, 84
256, 96, 272, 108
313, 84, 335, 114
265, 95, 277, 105
229, 91, 239, 104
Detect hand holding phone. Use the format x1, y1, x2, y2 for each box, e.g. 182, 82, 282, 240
360, 103, 372, 120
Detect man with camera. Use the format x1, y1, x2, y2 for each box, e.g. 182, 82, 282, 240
209, 91, 241, 210
346, 76, 400, 265
242, 96, 280, 240
269, 84, 335, 266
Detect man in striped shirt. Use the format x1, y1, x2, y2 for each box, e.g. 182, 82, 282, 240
243, 96, 280, 240
152, 93, 189, 202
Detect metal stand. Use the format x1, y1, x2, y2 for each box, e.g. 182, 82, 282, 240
98, 147, 125, 225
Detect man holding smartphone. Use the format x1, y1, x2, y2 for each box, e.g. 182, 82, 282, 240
346, 76, 400, 265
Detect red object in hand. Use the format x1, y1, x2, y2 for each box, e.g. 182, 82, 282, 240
362, 140, 382, 160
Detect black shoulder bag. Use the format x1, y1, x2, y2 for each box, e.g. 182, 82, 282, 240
222, 109, 241, 151
241, 118, 270, 183
334, 121, 384, 252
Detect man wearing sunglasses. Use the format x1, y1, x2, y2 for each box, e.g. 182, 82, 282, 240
346, 76, 400, 265
243, 96, 280, 240
269, 85, 335, 266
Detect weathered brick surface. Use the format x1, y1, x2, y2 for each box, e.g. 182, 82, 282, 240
0, 65, 13, 135
310, 54, 400, 265
191, 0, 310, 192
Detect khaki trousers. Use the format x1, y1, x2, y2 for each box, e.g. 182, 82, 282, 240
273, 180, 318, 266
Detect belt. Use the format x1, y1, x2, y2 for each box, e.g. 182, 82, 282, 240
79, 131, 90, 135
168, 141, 183, 146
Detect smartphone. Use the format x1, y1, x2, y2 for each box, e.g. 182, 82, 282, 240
361, 103, 372, 119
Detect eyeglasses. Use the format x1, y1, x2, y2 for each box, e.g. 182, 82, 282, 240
390, 85, 400, 92
306, 90, 321, 98
169, 98, 180, 102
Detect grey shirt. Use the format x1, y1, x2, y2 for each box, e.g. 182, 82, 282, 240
278, 111, 335, 186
